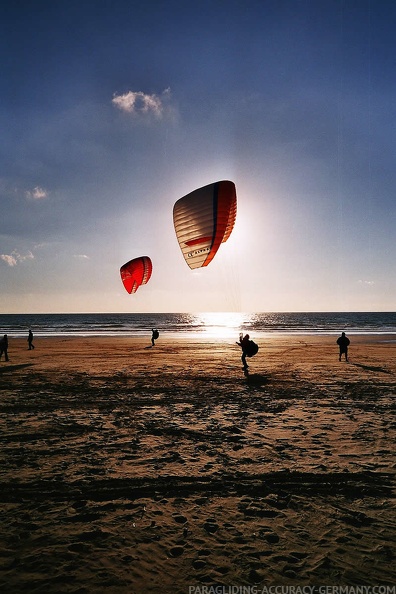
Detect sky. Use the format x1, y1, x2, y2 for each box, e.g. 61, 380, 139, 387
1, 0, 395, 314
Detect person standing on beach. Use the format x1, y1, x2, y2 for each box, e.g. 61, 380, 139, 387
337, 332, 350, 362
28, 329, 35, 350
151, 328, 159, 347
0, 334, 9, 361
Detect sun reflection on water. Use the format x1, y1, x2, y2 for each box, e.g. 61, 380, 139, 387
197, 311, 247, 339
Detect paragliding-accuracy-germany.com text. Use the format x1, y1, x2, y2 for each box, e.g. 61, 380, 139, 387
187, 587, 395, 594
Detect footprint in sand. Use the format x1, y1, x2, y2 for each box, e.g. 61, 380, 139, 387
197, 548, 211, 556
203, 520, 219, 534
194, 497, 209, 505
168, 545, 184, 558
192, 559, 207, 570
172, 513, 188, 524
249, 568, 265, 583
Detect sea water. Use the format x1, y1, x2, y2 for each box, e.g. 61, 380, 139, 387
0, 312, 395, 339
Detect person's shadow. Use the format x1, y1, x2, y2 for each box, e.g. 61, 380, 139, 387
351, 362, 392, 374
0, 363, 34, 374
244, 372, 270, 387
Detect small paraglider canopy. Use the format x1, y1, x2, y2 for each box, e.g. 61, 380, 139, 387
120, 256, 152, 294
173, 180, 237, 269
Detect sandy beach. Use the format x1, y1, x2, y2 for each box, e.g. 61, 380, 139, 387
0, 334, 395, 593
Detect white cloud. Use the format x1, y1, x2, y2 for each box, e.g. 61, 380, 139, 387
19, 250, 34, 262
1, 250, 34, 266
1, 254, 17, 266
358, 279, 375, 286
74, 254, 90, 260
26, 186, 49, 200
112, 88, 171, 118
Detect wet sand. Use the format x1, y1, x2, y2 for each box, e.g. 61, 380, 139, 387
0, 335, 395, 592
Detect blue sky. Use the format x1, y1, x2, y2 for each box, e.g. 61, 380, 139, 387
1, 0, 394, 313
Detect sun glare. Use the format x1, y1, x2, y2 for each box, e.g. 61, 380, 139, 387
198, 311, 246, 338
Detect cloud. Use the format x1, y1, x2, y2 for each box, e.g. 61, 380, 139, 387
112, 88, 171, 118
74, 254, 90, 260
1, 254, 17, 266
1, 250, 34, 266
358, 279, 375, 286
26, 186, 49, 200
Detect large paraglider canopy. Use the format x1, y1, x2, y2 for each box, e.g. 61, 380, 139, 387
173, 180, 237, 269
120, 256, 152, 294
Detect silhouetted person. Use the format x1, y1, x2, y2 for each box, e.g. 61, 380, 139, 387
0, 334, 9, 361
151, 328, 159, 347
236, 333, 250, 371
337, 332, 350, 362
28, 329, 35, 350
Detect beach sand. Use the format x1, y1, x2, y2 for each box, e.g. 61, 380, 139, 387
0, 334, 395, 593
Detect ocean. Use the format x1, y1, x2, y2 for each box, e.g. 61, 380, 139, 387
0, 312, 395, 339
